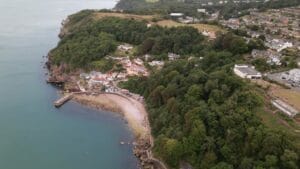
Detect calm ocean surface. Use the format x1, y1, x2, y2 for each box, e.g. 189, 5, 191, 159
0, 0, 139, 168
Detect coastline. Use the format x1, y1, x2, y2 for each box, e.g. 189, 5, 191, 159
73, 93, 151, 139
72, 93, 168, 169
46, 9, 168, 169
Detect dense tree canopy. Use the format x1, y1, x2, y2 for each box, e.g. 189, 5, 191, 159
50, 16, 206, 68
121, 57, 300, 169
51, 13, 300, 168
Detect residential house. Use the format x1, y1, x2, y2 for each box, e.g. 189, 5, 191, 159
118, 44, 133, 51
168, 53, 180, 61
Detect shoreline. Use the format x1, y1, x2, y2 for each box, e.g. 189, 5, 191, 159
71, 93, 168, 169
73, 93, 151, 139
47, 9, 168, 168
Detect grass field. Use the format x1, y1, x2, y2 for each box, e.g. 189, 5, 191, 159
252, 79, 300, 147
272, 89, 300, 111
257, 106, 300, 148
92, 12, 225, 36
156, 20, 224, 33
93, 12, 155, 21
253, 79, 300, 112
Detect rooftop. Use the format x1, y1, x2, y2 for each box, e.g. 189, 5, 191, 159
238, 67, 260, 75
234, 64, 261, 76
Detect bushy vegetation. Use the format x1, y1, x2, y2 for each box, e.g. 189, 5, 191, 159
50, 16, 206, 68
51, 13, 300, 168
51, 31, 117, 68
121, 57, 299, 169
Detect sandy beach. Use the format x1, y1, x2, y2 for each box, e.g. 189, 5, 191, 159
73, 93, 151, 139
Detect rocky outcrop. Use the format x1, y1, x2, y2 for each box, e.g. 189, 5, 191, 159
59, 18, 70, 38
133, 138, 168, 169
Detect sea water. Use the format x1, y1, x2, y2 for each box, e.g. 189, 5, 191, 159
0, 0, 139, 168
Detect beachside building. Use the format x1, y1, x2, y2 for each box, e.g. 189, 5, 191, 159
233, 64, 262, 79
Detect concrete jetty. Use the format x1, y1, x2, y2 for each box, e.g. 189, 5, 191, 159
54, 93, 73, 107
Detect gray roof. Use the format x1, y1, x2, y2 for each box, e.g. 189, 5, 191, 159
237, 67, 261, 75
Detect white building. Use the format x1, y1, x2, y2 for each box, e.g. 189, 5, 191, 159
134, 58, 143, 66
168, 53, 180, 61
118, 44, 133, 51
197, 9, 206, 13
233, 64, 262, 79
266, 39, 293, 52
271, 99, 299, 117
267, 56, 282, 66
170, 13, 184, 17
277, 42, 293, 52
149, 61, 164, 67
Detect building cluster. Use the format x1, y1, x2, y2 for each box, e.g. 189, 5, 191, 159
251, 49, 282, 66
77, 44, 151, 97
197, 0, 270, 7
75, 42, 183, 102
169, 10, 219, 39
265, 39, 293, 52
80, 70, 144, 101
118, 57, 149, 76
222, 7, 299, 46
149, 61, 164, 67
222, 7, 300, 67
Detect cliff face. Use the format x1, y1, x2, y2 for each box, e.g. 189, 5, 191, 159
58, 10, 95, 38
58, 18, 70, 38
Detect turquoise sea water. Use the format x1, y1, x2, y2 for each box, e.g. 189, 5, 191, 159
0, 0, 139, 168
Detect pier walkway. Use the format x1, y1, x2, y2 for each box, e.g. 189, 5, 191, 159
54, 93, 73, 107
